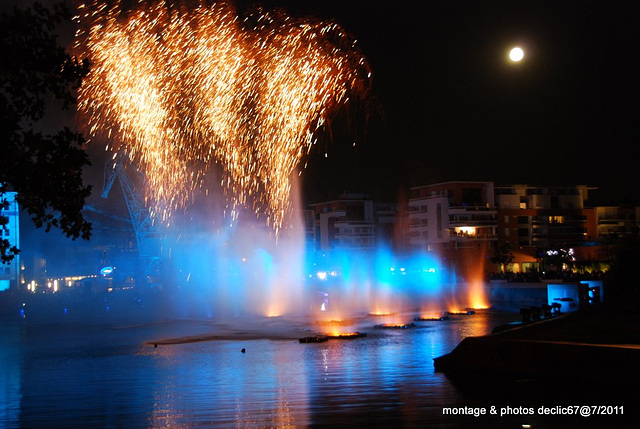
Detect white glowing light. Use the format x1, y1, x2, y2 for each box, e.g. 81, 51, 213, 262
457, 226, 477, 235
509, 47, 524, 62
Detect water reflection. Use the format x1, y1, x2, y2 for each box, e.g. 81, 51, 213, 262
0, 324, 21, 429
146, 340, 312, 428
2, 312, 534, 428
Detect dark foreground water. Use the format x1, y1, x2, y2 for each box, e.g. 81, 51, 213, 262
1, 311, 635, 428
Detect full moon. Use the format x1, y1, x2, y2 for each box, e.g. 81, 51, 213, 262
509, 47, 524, 62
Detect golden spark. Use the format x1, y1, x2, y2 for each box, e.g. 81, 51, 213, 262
74, 0, 372, 233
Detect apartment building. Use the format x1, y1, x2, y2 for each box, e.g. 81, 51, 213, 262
493, 184, 600, 270
408, 182, 497, 277
1, 192, 20, 291
595, 205, 640, 242
308, 194, 397, 252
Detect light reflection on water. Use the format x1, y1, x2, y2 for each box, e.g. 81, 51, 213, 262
2, 312, 628, 428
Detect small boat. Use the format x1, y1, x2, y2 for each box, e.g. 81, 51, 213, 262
374, 323, 415, 329
299, 335, 329, 343
326, 332, 367, 339
444, 310, 475, 316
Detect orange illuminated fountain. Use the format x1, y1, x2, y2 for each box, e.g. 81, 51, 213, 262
314, 319, 355, 327
464, 242, 490, 310
300, 315, 367, 342
322, 319, 366, 339
367, 311, 395, 317
300, 324, 366, 343
467, 281, 490, 311
415, 301, 450, 321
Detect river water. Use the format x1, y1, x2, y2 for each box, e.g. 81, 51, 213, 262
0, 311, 634, 428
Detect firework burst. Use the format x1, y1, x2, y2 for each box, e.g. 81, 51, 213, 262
74, 0, 372, 232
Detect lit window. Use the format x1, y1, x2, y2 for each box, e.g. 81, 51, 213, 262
456, 227, 476, 236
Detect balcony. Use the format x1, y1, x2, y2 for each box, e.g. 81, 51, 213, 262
449, 232, 498, 241
448, 205, 497, 212
448, 219, 497, 227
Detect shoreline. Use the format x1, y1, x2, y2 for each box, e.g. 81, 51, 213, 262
434, 303, 640, 386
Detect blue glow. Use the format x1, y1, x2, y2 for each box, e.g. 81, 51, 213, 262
294, 243, 464, 315
70, 217, 482, 318
100, 266, 114, 276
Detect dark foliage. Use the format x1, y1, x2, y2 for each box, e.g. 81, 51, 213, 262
490, 242, 514, 270
606, 235, 640, 305
1, 2, 91, 263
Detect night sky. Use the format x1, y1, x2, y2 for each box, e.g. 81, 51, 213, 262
235, 0, 639, 205
7, 0, 639, 207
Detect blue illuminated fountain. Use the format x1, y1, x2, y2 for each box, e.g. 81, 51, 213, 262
161, 211, 485, 323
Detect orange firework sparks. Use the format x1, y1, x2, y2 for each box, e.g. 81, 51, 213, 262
74, 0, 371, 231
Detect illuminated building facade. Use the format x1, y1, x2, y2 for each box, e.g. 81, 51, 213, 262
1, 192, 20, 291
309, 194, 397, 252
408, 182, 497, 276
594, 205, 640, 242
494, 184, 599, 272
